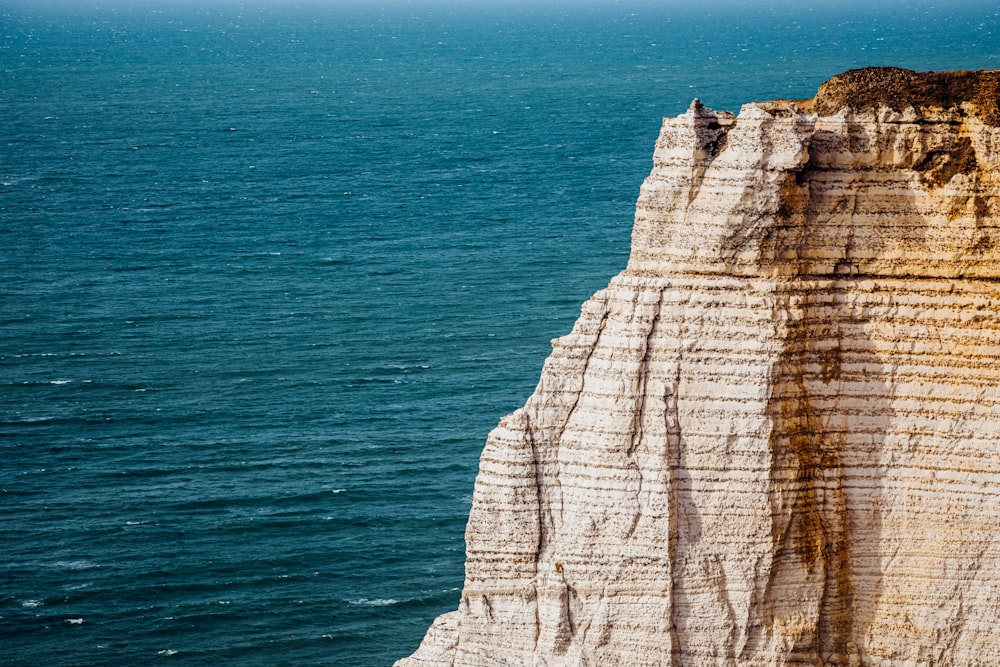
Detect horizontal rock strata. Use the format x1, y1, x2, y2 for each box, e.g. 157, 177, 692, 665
396, 68, 1000, 666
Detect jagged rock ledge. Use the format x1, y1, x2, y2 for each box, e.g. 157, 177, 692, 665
396, 68, 1000, 667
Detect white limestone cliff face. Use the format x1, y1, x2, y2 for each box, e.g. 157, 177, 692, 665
395, 69, 1000, 667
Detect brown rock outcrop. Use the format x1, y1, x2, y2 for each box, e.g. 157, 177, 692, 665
396, 68, 1000, 666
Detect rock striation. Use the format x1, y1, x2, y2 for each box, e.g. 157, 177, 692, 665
396, 68, 1000, 666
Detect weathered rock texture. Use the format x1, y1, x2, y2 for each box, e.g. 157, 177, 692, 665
396, 68, 1000, 666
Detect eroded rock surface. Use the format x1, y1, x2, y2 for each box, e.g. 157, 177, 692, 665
396, 68, 1000, 667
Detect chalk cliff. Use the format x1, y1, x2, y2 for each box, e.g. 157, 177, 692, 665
396, 68, 1000, 666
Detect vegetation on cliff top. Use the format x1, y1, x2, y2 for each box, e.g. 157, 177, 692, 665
814, 67, 1000, 125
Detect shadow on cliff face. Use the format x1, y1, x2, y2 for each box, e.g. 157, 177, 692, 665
754, 287, 892, 664
738, 120, 931, 278
774, 115, 986, 278
770, 123, 934, 277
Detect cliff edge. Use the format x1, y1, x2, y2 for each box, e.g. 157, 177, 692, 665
396, 68, 1000, 666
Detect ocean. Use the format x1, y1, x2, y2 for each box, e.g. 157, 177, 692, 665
2, 1, 997, 664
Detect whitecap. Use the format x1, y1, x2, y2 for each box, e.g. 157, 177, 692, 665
50, 379, 72, 385
158, 649, 178, 656
125, 521, 148, 526
21, 600, 43, 608
64, 583, 92, 591
66, 618, 85, 625
54, 560, 98, 570
349, 598, 397, 606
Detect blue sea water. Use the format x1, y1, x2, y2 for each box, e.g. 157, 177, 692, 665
1, 1, 997, 664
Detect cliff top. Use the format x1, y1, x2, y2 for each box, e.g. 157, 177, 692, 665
807, 67, 1000, 125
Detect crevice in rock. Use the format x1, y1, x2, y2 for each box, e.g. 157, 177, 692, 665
555, 307, 610, 450
524, 413, 546, 566
625, 290, 665, 539
665, 323, 684, 665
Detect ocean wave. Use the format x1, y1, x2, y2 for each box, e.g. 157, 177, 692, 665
53, 560, 100, 570
63, 583, 93, 591
6, 416, 54, 424
348, 598, 398, 606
